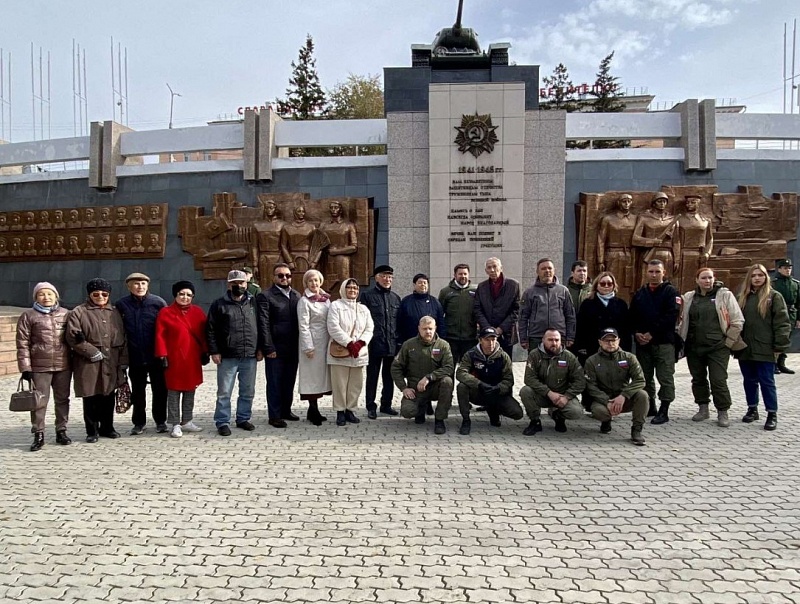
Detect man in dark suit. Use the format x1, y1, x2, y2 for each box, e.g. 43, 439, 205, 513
473, 257, 520, 357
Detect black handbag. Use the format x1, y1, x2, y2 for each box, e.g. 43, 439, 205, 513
9, 378, 46, 412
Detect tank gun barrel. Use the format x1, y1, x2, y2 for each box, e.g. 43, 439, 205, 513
453, 0, 464, 35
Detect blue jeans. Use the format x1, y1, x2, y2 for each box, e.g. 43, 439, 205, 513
214, 357, 257, 427
738, 360, 778, 412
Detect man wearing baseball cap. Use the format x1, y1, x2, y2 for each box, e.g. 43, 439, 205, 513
116, 272, 168, 435
772, 259, 799, 374
206, 269, 262, 436
455, 327, 522, 435
241, 266, 262, 297
584, 327, 648, 446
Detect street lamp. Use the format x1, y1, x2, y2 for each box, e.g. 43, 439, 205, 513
167, 83, 181, 129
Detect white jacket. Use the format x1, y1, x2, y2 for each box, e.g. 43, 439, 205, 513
326, 281, 374, 367
678, 286, 744, 349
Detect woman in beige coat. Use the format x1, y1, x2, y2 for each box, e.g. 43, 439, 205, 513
66, 278, 129, 442
327, 279, 374, 426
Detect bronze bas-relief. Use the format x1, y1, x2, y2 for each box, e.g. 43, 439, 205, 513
578, 185, 798, 299
178, 192, 374, 291
0, 203, 168, 262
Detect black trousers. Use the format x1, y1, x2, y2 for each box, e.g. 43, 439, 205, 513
265, 355, 299, 420
365, 355, 395, 411
129, 361, 168, 427
83, 393, 115, 436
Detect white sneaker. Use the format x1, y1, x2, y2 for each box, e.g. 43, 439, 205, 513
181, 421, 203, 433
170, 424, 182, 438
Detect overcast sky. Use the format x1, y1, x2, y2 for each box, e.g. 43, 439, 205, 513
1, 0, 797, 141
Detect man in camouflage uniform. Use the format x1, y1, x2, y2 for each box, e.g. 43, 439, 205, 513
772, 259, 799, 374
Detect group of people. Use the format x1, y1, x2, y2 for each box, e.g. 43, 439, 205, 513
15, 254, 796, 451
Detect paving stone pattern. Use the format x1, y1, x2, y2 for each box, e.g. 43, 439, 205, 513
1, 359, 800, 603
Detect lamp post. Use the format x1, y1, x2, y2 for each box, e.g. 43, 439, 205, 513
167, 83, 181, 162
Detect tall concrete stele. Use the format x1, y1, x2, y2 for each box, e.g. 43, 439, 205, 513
384, 1, 565, 289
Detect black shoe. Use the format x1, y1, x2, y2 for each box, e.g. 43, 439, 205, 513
459, 419, 471, 435
426, 401, 434, 416
217, 425, 232, 436
380, 406, 399, 416
774, 364, 781, 374
130, 425, 145, 436
336, 411, 346, 426
779, 366, 795, 374
742, 407, 759, 423
553, 414, 567, 433
268, 419, 287, 429
344, 410, 361, 424
631, 427, 646, 446
155, 423, 169, 433
651, 402, 671, 425
434, 420, 446, 434
600, 420, 612, 434
284, 412, 300, 421
30, 431, 44, 452
647, 399, 658, 417
488, 412, 501, 427
522, 420, 542, 436
764, 412, 778, 431
55, 430, 72, 445
414, 408, 426, 424
86, 434, 99, 443
367, 409, 378, 420
236, 421, 255, 431
306, 410, 324, 426
99, 430, 121, 439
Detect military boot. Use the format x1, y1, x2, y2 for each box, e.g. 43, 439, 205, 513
692, 404, 710, 422
30, 431, 44, 452
778, 354, 795, 374
522, 420, 542, 436
651, 402, 671, 425
742, 407, 759, 423
764, 412, 778, 431
647, 398, 658, 417
459, 418, 471, 435
631, 424, 645, 446
717, 409, 730, 427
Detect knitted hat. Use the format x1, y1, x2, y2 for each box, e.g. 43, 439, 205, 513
413, 273, 429, 283
86, 278, 112, 294
32, 281, 59, 300
172, 280, 195, 298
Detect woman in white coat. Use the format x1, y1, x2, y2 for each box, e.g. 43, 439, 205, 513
297, 269, 332, 426
327, 278, 374, 426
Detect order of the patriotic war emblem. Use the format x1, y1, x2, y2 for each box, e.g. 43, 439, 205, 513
454, 113, 499, 157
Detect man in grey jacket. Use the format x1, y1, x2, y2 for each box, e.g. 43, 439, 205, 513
518, 258, 576, 350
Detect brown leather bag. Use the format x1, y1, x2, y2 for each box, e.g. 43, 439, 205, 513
9, 378, 45, 412
329, 340, 351, 358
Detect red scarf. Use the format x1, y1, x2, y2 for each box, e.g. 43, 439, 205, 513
490, 274, 504, 299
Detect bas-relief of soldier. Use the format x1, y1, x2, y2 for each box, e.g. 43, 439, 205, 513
279, 204, 318, 291
319, 200, 357, 286
596, 193, 637, 300
253, 197, 285, 284
676, 195, 713, 293
632, 192, 680, 287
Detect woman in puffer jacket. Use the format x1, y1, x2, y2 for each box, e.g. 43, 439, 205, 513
15, 282, 72, 451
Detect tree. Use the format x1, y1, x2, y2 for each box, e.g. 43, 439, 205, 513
327, 74, 384, 119
275, 34, 327, 120
539, 63, 579, 112
590, 51, 625, 114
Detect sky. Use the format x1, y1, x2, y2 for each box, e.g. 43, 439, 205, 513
0, 0, 798, 142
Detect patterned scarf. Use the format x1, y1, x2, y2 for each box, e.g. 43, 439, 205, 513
305, 288, 330, 303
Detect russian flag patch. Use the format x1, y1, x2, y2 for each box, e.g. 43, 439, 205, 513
557, 360, 568, 367
618, 360, 629, 368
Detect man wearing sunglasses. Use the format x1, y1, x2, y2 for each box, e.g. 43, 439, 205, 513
257, 263, 301, 429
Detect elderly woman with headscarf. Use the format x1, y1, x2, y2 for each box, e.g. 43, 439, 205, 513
154, 280, 208, 438
327, 278, 374, 426
15, 282, 72, 451
297, 269, 331, 426
66, 278, 129, 442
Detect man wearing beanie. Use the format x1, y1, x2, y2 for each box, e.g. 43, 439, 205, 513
116, 272, 168, 435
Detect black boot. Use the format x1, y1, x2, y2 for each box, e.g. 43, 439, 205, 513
426, 401, 434, 416
336, 411, 346, 426
415, 406, 426, 424
522, 420, 542, 436
742, 407, 759, 423
30, 431, 44, 452
55, 430, 72, 445
647, 398, 658, 417
764, 412, 778, 431
306, 400, 325, 426
459, 418, 471, 435
778, 354, 795, 374
344, 410, 361, 424
651, 402, 671, 425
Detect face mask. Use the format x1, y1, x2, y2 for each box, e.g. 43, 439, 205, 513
230, 285, 246, 297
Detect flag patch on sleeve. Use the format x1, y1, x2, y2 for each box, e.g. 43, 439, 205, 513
618, 360, 629, 368
557, 360, 568, 367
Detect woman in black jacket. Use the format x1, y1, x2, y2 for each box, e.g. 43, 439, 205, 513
574, 272, 631, 365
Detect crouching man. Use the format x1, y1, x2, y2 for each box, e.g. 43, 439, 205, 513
519, 328, 585, 436
391, 316, 454, 434
585, 327, 648, 446
456, 327, 523, 435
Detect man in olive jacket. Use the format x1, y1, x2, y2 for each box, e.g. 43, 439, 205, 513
391, 316, 454, 434
439, 263, 478, 364
519, 328, 585, 436
772, 258, 799, 374
456, 327, 522, 435
585, 328, 648, 446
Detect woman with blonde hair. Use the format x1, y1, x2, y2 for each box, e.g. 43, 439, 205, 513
736, 264, 791, 430
574, 271, 631, 365
297, 269, 331, 426
677, 267, 744, 427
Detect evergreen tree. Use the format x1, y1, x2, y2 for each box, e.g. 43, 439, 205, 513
276, 34, 327, 120
540, 63, 578, 112
590, 51, 628, 148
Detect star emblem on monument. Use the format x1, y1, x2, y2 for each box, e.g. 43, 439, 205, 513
454, 112, 499, 157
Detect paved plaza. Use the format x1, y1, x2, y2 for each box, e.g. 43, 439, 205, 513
1, 357, 800, 603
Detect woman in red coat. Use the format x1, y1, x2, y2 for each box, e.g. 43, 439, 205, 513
154, 280, 208, 438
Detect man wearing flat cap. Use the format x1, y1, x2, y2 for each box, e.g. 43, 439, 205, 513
116, 272, 168, 435
455, 327, 523, 435
772, 259, 799, 374
584, 327, 648, 446
358, 265, 402, 419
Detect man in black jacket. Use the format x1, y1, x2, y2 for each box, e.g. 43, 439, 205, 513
257, 263, 301, 428
629, 260, 681, 424
359, 265, 401, 419
207, 270, 262, 436
474, 257, 520, 357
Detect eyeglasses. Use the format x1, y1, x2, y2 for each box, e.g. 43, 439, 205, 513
90, 291, 109, 298
177, 292, 193, 298
598, 281, 614, 286
276, 273, 291, 279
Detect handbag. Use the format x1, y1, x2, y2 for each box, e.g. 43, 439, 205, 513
9, 377, 46, 412
115, 381, 132, 414
329, 314, 357, 358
